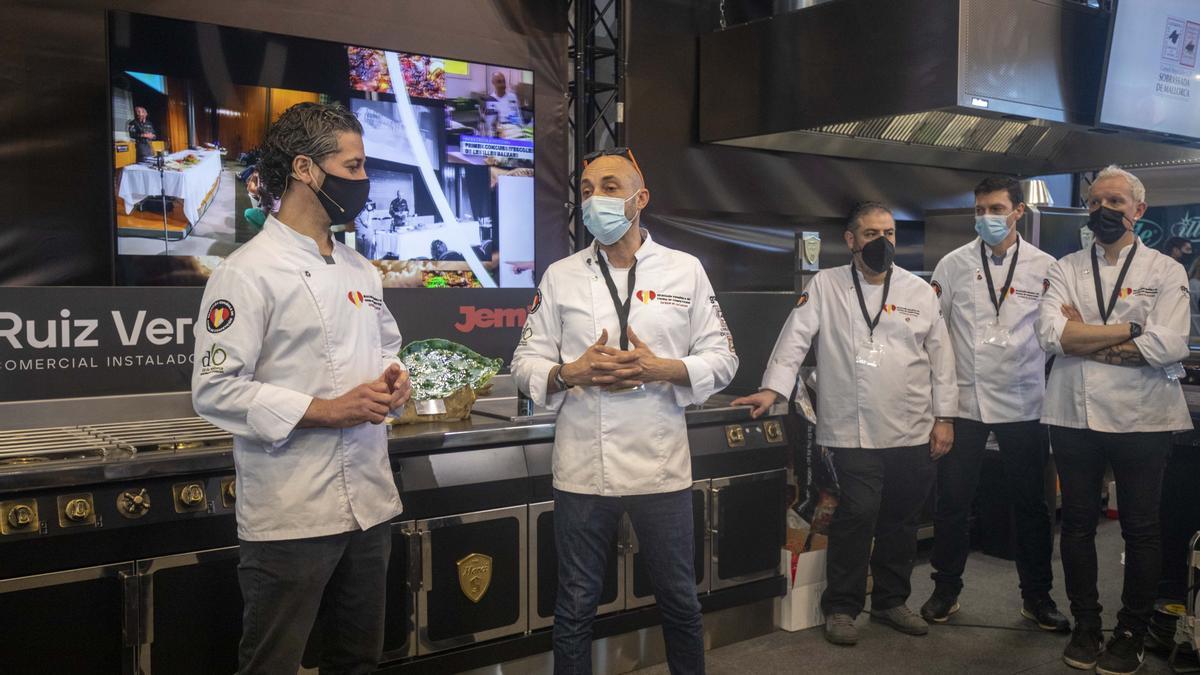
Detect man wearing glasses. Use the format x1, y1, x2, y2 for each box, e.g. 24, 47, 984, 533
512, 147, 738, 674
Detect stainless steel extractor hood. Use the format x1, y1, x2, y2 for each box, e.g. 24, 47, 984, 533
699, 0, 1200, 175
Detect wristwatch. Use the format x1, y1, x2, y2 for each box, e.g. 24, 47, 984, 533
1129, 322, 1143, 339
554, 366, 573, 390
935, 417, 954, 424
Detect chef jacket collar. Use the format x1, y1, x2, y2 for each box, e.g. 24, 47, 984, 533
1092, 240, 1136, 267
595, 228, 660, 267
264, 215, 337, 262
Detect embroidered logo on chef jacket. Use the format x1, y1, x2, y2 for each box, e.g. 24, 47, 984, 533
885, 304, 921, 319
655, 293, 691, 308
206, 300, 235, 333
527, 289, 543, 315
518, 325, 534, 346
347, 291, 365, 308
636, 289, 657, 304
1011, 287, 1041, 301
1132, 287, 1159, 298
1181, 285, 1190, 296
796, 291, 810, 307
363, 294, 383, 310
199, 344, 227, 375
1043, 278, 1051, 295
930, 280, 942, 298
882, 304, 898, 314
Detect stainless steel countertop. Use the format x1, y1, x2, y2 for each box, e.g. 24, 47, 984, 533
0, 396, 759, 495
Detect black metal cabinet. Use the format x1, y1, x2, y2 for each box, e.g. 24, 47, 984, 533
711, 469, 787, 590
135, 546, 241, 675
0, 562, 135, 674
415, 505, 528, 654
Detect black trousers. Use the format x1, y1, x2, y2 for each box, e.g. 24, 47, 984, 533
930, 418, 1055, 601
236, 522, 392, 675
821, 445, 937, 617
1049, 426, 1170, 635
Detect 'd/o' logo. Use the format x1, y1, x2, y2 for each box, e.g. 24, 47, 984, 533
206, 300, 235, 333
347, 291, 365, 307
636, 290, 657, 304
1118, 287, 1134, 299
200, 344, 227, 375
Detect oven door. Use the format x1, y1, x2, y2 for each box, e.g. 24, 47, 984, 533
416, 504, 527, 654
528, 500, 625, 630
625, 480, 711, 610
135, 546, 241, 675
710, 469, 786, 591
0, 561, 137, 675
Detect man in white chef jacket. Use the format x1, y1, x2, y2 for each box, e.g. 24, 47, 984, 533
192, 102, 412, 675
1037, 165, 1191, 675
733, 202, 956, 647
920, 177, 1069, 632
512, 148, 738, 675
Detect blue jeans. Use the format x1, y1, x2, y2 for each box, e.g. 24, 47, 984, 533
553, 488, 704, 675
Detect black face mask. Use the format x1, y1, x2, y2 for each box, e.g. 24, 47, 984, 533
856, 237, 895, 274
1086, 206, 1129, 246
305, 163, 371, 225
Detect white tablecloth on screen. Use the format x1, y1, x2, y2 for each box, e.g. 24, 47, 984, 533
117, 150, 222, 226
372, 221, 481, 260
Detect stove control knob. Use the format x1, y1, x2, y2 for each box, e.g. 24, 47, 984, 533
117, 489, 151, 519
222, 481, 236, 503
7, 505, 34, 529
179, 484, 206, 507
64, 498, 92, 522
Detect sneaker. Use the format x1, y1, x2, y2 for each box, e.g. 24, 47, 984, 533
1096, 628, 1145, 675
920, 593, 960, 623
869, 605, 929, 636
824, 613, 858, 646
1063, 624, 1105, 670
1021, 598, 1071, 633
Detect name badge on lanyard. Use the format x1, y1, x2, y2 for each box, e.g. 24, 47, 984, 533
851, 264, 892, 368
979, 240, 1018, 349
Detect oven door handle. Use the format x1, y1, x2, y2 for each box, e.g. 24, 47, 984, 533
119, 569, 142, 648
709, 486, 721, 565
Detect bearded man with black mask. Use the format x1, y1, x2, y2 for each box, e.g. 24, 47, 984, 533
734, 202, 956, 647
1037, 165, 1191, 675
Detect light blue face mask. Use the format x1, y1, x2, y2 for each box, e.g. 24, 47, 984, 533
582, 191, 641, 245
974, 214, 1012, 246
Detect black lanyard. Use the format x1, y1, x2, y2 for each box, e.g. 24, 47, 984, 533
595, 251, 637, 350
850, 264, 893, 340
1090, 241, 1137, 325
980, 238, 1020, 319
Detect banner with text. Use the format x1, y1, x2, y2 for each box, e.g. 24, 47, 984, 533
0, 287, 534, 402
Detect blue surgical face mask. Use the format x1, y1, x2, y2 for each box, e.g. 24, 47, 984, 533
582, 191, 641, 245
974, 214, 1011, 246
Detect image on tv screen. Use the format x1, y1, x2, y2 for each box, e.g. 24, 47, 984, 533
1099, 0, 1200, 140
108, 12, 535, 288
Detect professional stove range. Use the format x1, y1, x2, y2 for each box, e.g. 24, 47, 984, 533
0, 395, 789, 675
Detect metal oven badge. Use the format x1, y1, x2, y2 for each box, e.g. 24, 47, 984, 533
801, 232, 820, 272
456, 552, 493, 603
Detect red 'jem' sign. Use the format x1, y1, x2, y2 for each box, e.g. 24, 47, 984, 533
454, 306, 528, 333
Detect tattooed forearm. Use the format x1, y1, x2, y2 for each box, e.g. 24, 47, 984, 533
1085, 341, 1147, 367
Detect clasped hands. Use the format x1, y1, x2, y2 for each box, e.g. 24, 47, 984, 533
560, 327, 673, 390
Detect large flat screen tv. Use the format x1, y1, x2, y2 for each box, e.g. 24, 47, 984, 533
108, 12, 535, 288
1097, 0, 1200, 142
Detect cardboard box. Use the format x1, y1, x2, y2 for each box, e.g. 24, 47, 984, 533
776, 547, 827, 631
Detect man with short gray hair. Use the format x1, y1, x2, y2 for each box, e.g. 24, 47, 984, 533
1037, 165, 1191, 675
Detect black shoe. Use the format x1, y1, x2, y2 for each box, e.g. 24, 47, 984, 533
1063, 624, 1104, 670
1096, 628, 1145, 675
1022, 598, 1071, 633
920, 593, 960, 623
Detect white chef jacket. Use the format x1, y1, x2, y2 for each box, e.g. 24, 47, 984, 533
1038, 242, 1192, 433
761, 264, 957, 449
931, 236, 1055, 424
192, 216, 405, 541
511, 231, 739, 496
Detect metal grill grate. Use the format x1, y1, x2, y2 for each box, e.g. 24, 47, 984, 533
0, 418, 231, 465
